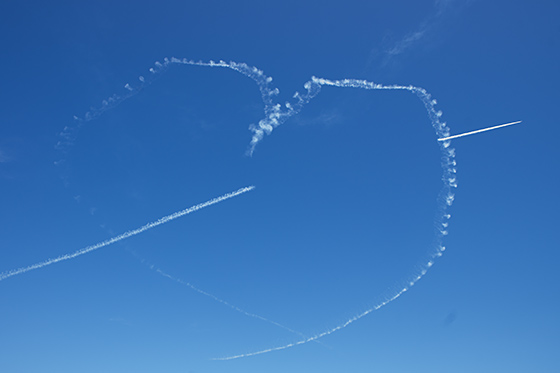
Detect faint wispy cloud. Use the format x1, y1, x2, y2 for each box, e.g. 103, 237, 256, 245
372, 0, 472, 66
385, 29, 428, 58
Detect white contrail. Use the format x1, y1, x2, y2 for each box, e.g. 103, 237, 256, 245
0, 186, 255, 282
152, 267, 319, 342
437, 121, 522, 142
123, 248, 327, 346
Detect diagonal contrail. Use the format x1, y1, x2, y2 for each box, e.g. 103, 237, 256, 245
153, 267, 323, 343
437, 121, 522, 142
0, 186, 255, 282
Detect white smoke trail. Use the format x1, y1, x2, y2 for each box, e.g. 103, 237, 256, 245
437, 120, 522, 141
55, 58, 458, 359
56, 57, 321, 158
55, 61, 170, 155
167, 58, 322, 155
213, 272, 420, 360
122, 246, 327, 346
149, 266, 319, 342
213, 76, 457, 360
0, 186, 255, 282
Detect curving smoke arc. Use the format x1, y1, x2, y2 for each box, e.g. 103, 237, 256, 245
212, 74, 457, 361
52, 57, 457, 360
55, 57, 322, 159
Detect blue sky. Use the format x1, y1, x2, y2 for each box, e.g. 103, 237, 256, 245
1, 0, 559, 372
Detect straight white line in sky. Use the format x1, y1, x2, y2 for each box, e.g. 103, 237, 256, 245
437, 121, 522, 142
0, 186, 255, 282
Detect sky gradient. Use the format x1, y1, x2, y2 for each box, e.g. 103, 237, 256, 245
1, 1, 559, 372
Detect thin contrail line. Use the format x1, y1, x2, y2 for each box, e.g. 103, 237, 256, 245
122, 249, 327, 347
0, 186, 255, 282
153, 267, 321, 342
437, 121, 522, 141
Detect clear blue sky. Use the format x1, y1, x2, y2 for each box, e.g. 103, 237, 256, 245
1, 1, 559, 372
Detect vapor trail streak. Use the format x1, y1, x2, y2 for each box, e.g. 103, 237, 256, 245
154, 267, 317, 341
0, 186, 255, 282
437, 121, 522, 141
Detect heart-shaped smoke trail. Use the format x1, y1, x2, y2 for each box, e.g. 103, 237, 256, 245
51, 57, 457, 359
